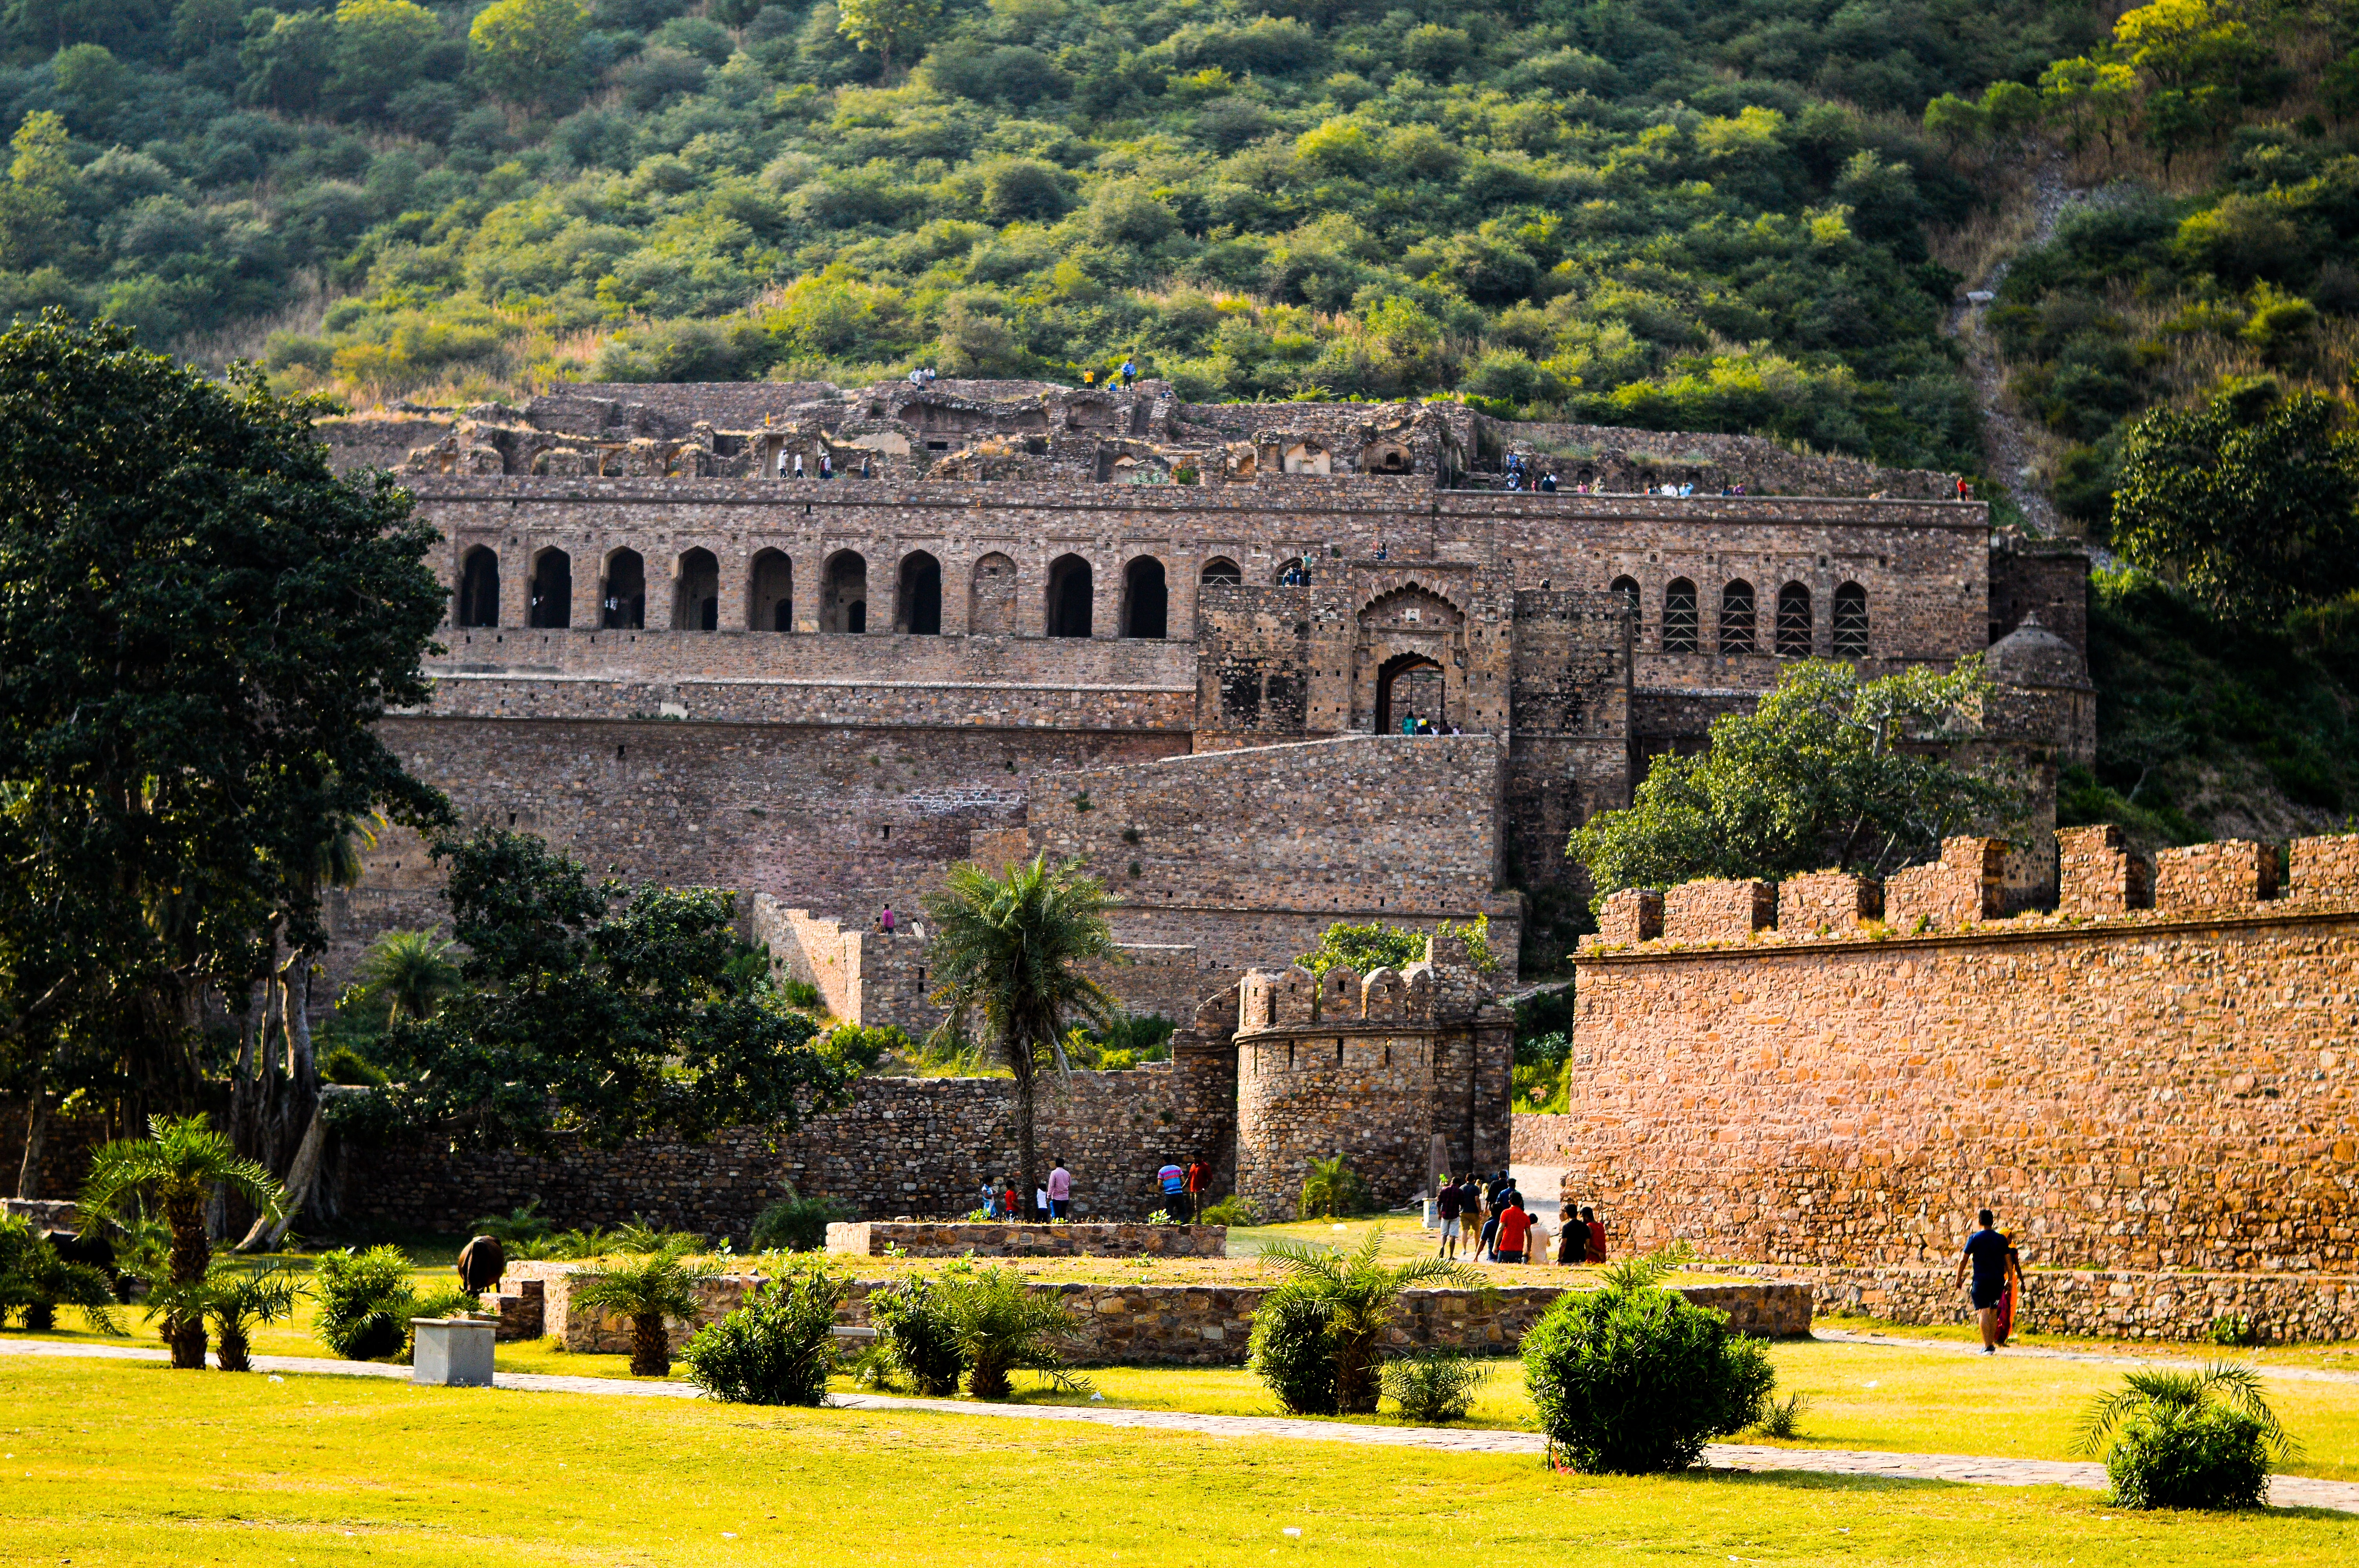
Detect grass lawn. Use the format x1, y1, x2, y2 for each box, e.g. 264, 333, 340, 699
4, 1357, 2354, 1567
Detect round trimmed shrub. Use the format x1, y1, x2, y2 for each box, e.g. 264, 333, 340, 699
1247, 1287, 1340, 1416
312, 1245, 416, 1361
1522, 1281, 1775, 1472
2104, 1405, 2272, 1510
683, 1269, 843, 1406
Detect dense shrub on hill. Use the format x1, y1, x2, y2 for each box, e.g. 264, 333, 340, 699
0, 0, 2101, 470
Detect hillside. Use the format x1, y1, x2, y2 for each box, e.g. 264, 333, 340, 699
0, 0, 2112, 473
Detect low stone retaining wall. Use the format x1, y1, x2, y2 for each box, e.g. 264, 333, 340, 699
2, 1199, 77, 1230
501, 1260, 1811, 1361
825, 1221, 1227, 1258
1727, 1264, 2359, 1343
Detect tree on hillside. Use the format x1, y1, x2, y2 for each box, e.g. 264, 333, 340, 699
1568, 658, 2024, 902
836, 0, 943, 83
0, 314, 448, 1204
923, 857, 1119, 1209
2110, 385, 2359, 626
469, 0, 591, 108
340, 829, 873, 1151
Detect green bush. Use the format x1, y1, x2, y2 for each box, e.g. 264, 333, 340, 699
867, 1274, 966, 1396
0, 1216, 120, 1334
750, 1184, 853, 1253
1521, 1258, 1776, 1472
683, 1267, 844, 1406
2077, 1364, 2295, 1510
936, 1266, 1084, 1399
1381, 1348, 1486, 1423
1246, 1289, 1340, 1416
1198, 1195, 1257, 1227
1298, 1154, 1369, 1220
312, 1245, 418, 1361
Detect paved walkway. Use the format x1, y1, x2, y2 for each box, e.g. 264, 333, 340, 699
1814, 1328, 2359, 1387
7, 1339, 2356, 1513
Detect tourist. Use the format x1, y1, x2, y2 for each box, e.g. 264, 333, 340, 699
860, 453, 873, 479
1581, 1205, 1606, 1263
1158, 1158, 1186, 1214
1083, 367, 1096, 387
819, 452, 834, 480
792, 452, 805, 479
1034, 1179, 1049, 1223
1374, 540, 1388, 561
1400, 710, 1418, 735
1540, 471, 1558, 492
1956, 476, 1971, 500
1492, 1192, 1536, 1263
1121, 358, 1136, 387
980, 1179, 999, 1219
1435, 1174, 1464, 1259
1048, 1157, 1072, 1220
1954, 1209, 2015, 1353
878, 904, 896, 935
1185, 1158, 1207, 1222
1002, 1176, 1020, 1223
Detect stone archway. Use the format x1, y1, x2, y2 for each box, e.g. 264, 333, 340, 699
1352, 583, 1467, 733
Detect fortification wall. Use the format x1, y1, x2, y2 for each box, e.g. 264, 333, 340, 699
339, 1061, 1237, 1236
1548, 833, 2359, 1279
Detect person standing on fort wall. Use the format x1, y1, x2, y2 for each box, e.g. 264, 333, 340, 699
1955, 1209, 2016, 1353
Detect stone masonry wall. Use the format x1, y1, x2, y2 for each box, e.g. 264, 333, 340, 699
339, 1062, 1238, 1236
507, 1259, 1811, 1359
825, 1221, 1227, 1256
1549, 837, 2359, 1279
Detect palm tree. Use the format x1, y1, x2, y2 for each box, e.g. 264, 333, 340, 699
204, 1262, 303, 1372
79, 1115, 285, 1368
1298, 1154, 1368, 1219
937, 1265, 1085, 1399
572, 1244, 713, 1376
1256, 1227, 1487, 1414
354, 928, 460, 1027
923, 857, 1119, 1210
2075, 1362, 2301, 1506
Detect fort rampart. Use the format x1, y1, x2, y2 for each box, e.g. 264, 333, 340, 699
1532, 831, 2359, 1338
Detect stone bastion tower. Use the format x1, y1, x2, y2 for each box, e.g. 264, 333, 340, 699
1213, 933, 1511, 1217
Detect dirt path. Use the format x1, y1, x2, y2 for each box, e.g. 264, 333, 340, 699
1945, 149, 2110, 535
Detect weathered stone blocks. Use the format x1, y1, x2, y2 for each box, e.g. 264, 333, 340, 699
826, 1221, 1227, 1258
1883, 835, 2004, 931
1661, 879, 1775, 941
2287, 833, 2359, 907
1776, 871, 1880, 935
2155, 839, 2281, 912
2057, 824, 2149, 916
1598, 886, 1663, 944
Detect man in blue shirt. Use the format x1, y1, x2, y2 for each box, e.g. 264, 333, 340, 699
1953, 1209, 2018, 1353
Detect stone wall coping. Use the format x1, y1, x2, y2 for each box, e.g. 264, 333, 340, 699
1576, 900, 2359, 967
425, 670, 1199, 696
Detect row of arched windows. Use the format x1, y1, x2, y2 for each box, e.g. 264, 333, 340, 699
1609, 576, 1869, 658
453, 545, 1184, 638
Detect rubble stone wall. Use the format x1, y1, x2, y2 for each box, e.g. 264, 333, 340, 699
1550, 845, 2359, 1279
825, 1221, 1228, 1257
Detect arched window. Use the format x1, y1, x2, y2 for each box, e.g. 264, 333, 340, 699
456, 546, 500, 628
1661, 578, 1698, 653
969, 553, 1016, 636
1609, 575, 1641, 638
1776, 581, 1812, 657
673, 548, 719, 632
750, 549, 792, 632
1121, 557, 1167, 639
1047, 554, 1092, 638
1719, 579, 1756, 655
1833, 581, 1870, 658
602, 549, 645, 630
822, 550, 868, 634
1200, 556, 1242, 586
528, 548, 570, 629
896, 551, 942, 635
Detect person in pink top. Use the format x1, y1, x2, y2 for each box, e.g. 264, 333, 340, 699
1046, 1158, 1072, 1219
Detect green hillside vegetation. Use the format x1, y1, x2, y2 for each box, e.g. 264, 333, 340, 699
0, 0, 2105, 471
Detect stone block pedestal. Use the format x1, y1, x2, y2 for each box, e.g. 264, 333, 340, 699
411, 1317, 496, 1387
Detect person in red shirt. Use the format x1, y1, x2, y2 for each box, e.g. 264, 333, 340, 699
1581, 1206, 1607, 1263
1492, 1195, 1536, 1263
1184, 1160, 1206, 1222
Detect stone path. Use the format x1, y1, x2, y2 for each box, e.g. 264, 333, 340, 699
1814, 1328, 2359, 1387
8, 1338, 2356, 1512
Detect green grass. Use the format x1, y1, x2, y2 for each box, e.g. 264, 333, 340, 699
4, 1358, 2354, 1567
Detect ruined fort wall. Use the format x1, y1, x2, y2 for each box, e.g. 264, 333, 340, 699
338, 1061, 1238, 1236
1545, 902, 2359, 1278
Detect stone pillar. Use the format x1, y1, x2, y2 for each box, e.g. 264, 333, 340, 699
1597, 887, 1663, 944
2057, 824, 2148, 916
1884, 837, 2004, 931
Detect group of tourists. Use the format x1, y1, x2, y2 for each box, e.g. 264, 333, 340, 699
1502, 453, 1559, 492
1156, 1157, 1209, 1221
1432, 1172, 1608, 1266
1081, 359, 1140, 389
787, 449, 874, 480
978, 1158, 1076, 1222
1397, 711, 1459, 736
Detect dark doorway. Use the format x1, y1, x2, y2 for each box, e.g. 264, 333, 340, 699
751, 548, 791, 632
603, 550, 646, 630
674, 547, 720, 631
456, 546, 499, 628
528, 549, 570, 628
1047, 554, 1092, 638
1121, 557, 1167, 639
897, 552, 942, 634
1377, 653, 1445, 734
823, 551, 868, 634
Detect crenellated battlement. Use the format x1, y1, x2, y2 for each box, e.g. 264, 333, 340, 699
1582, 829, 2359, 956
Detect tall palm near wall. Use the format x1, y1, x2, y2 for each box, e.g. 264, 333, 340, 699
80, 1114, 285, 1368
353, 928, 460, 1027
923, 857, 1119, 1214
